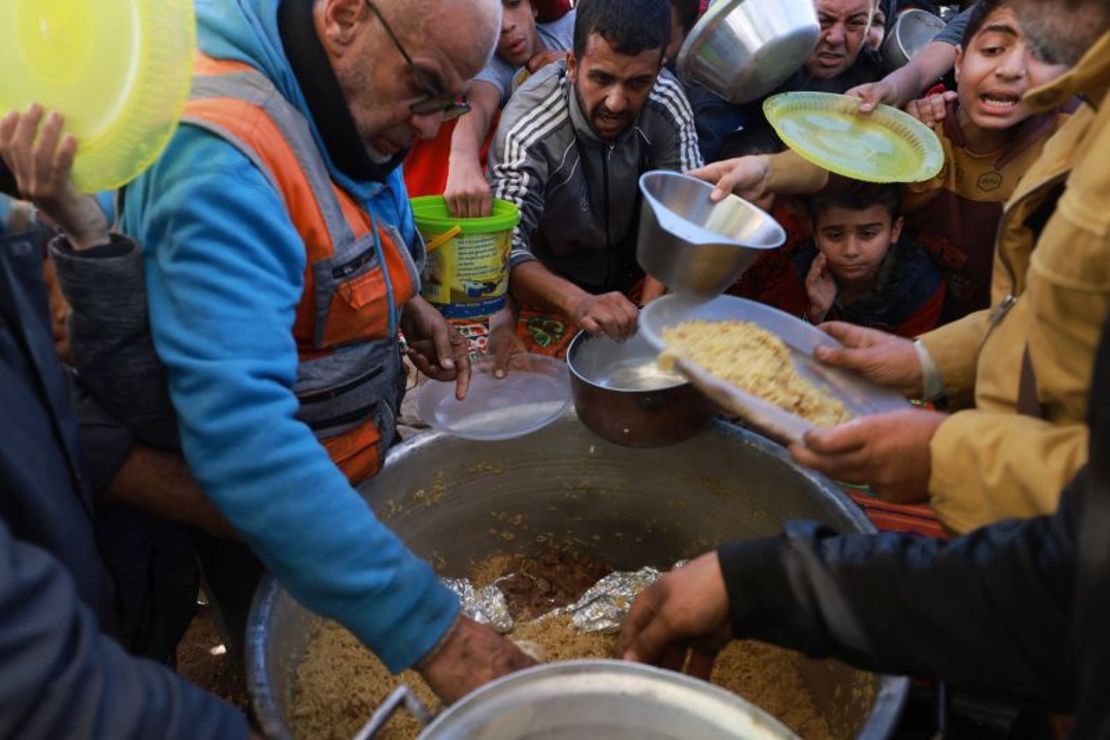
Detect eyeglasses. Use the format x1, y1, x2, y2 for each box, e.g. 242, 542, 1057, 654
364, 0, 471, 121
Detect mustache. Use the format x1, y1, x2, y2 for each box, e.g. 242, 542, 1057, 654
592, 105, 630, 121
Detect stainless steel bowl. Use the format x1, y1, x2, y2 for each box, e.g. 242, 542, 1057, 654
247, 415, 910, 739
882, 9, 947, 72
637, 171, 785, 297
567, 330, 715, 447
676, 0, 820, 105
420, 660, 797, 738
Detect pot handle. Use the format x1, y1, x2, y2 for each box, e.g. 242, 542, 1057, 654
353, 685, 435, 740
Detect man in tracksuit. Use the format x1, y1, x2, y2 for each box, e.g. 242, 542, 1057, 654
488, 0, 702, 342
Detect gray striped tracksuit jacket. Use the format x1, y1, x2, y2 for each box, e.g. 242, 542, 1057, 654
488, 61, 703, 294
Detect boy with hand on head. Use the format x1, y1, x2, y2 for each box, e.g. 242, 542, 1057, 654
799, 187, 944, 336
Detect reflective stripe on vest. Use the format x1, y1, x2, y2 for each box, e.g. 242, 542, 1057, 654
180, 53, 419, 483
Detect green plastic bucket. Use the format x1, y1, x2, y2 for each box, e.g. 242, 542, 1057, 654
411, 196, 521, 320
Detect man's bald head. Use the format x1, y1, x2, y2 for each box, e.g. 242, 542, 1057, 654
416, 0, 502, 80
314, 0, 502, 162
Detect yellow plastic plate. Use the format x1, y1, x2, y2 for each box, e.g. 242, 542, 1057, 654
764, 91, 944, 184
1, 0, 196, 193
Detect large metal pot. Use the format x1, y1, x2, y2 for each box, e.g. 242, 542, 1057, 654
676, 0, 820, 105
247, 414, 909, 738
567, 330, 715, 447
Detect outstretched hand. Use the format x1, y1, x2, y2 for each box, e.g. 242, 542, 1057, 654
686, 155, 771, 203
815, 322, 924, 398
403, 296, 471, 400
905, 91, 958, 127
0, 104, 108, 249
789, 408, 946, 504
617, 552, 733, 679
417, 616, 536, 704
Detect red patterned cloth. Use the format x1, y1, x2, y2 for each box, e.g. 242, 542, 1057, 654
845, 490, 948, 539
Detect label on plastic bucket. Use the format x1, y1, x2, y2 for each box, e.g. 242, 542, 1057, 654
421, 230, 510, 318
413, 196, 520, 320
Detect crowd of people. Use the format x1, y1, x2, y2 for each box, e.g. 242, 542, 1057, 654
0, 0, 1107, 736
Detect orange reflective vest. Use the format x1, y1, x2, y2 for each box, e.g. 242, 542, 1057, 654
181, 54, 420, 483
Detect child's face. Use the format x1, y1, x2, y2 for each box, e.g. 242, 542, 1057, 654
497, 0, 540, 67
866, 6, 886, 52
955, 7, 1068, 133
814, 204, 903, 286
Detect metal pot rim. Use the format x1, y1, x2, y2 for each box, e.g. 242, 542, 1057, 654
566, 330, 690, 393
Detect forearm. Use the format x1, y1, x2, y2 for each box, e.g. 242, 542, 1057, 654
509, 261, 589, 316
52, 234, 178, 447
448, 104, 495, 167
107, 446, 239, 540
919, 308, 991, 407
487, 296, 520, 334
929, 412, 1088, 533
720, 484, 1079, 706
764, 151, 830, 195
881, 42, 958, 108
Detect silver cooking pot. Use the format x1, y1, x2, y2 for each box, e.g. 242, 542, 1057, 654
676, 0, 820, 105
247, 414, 909, 738
361, 661, 799, 738
567, 330, 716, 447
882, 9, 947, 72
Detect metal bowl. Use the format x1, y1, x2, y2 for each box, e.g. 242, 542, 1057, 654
882, 9, 946, 72
676, 0, 820, 105
247, 415, 910, 739
567, 330, 715, 447
421, 660, 797, 738
637, 171, 785, 297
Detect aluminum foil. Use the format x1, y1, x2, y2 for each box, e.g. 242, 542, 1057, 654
442, 578, 514, 633
443, 561, 687, 636
545, 565, 671, 634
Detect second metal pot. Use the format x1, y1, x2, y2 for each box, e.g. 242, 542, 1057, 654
567, 330, 715, 447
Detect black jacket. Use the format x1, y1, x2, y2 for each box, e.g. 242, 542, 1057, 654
719, 310, 1110, 736
0, 231, 247, 739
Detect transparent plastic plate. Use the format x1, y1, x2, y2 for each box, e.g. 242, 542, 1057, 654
639, 295, 910, 443
415, 355, 571, 441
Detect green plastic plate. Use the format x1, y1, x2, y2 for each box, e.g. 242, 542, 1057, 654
764, 91, 944, 184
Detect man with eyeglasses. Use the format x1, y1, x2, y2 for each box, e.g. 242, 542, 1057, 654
113, 0, 534, 703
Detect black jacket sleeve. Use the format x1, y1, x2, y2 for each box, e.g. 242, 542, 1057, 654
49, 234, 178, 450
0, 520, 248, 740
718, 478, 1080, 710
1071, 309, 1110, 738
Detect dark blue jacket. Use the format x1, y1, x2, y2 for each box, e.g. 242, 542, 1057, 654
0, 230, 248, 739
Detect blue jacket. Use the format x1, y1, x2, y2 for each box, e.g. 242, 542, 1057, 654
119, 0, 456, 672
0, 230, 247, 739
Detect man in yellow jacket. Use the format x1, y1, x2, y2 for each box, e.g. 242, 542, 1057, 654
797, 6, 1109, 533
697, 0, 1110, 534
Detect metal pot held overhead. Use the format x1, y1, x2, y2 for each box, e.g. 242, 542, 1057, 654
567, 330, 715, 447
676, 0, 820, 105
